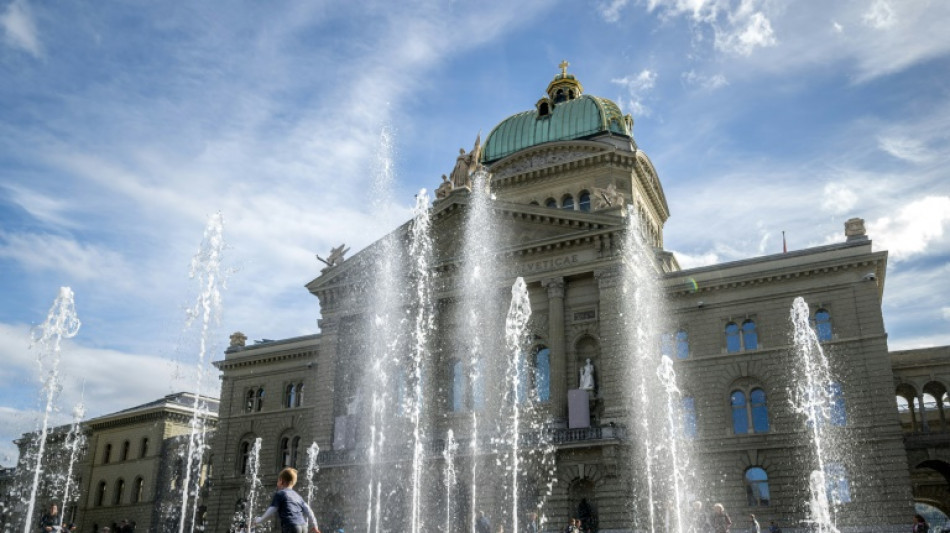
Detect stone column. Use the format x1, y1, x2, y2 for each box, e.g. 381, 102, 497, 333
917, 391, 930, 433
543, 277, 567, 419
595, 266, 623, 420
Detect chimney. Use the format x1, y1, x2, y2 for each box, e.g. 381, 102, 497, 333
844, 218, 868, 242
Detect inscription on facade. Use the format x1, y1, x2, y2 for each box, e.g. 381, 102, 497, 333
506, 252, 592, 277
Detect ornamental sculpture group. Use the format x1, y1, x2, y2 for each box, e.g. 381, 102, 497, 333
436, 135, 483, 200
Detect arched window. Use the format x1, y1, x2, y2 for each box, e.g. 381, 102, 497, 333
814, 309, 832, 341
451, 360, 465, 412
95, 481, 107, 507
285, 384, 295, 408
742, 320, 758, 350
239, 441, 252, 475
535, 347, 551, 403
750, 388, 770, 432
545, 198, 557, 209
825, 463, 852, 504
294, 383, 303, 407
660, 333, 674, 358
731, 391, 749, 434
256, 388, 265, 411
121, 440, 130, 461
245, 389, 255, 413
732, 387, 770, 434
538, 102, 550, 116
103, 444, 112, 464
291, 436, 301, 468
132, 477, 144, 504
140, 438, 149, 458
725, 323, 741, 353
745, 467, 770, 506
113, 478, 125, 505
562, 195, 575, 210
830, 382, 846, 426
279, 437, 291, 468
675, 330, 689, 359
682, 396, 697, 438
579, 191, 591, 212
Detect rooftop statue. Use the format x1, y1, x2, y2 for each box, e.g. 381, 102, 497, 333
317, 244, 350, 273
447, 135, 482, 190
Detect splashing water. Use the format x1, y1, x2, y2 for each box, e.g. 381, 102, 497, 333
178, 212, 226, 533
443, 430, 459, 533
23, 287, 81, 533
503, 278, 532, 533
244, 438, 264, 531
59, 400, 86, 522
408, 189, 435, 533
458, 169, 503, 533
789, 297, 841, 533
621, 209, 693, 533
305, 442, 321, 509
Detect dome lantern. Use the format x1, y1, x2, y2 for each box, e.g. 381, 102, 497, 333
546, 60, 584, 103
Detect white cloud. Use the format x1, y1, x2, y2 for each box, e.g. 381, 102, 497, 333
878, 135, 934, 164
716, 11, 776, 56
821, 182, 858, 215
832, 21, 843, 33
599, 0, 631, 23
682, 70, 728, 90
1, 184, 77, 228
612, 69, 658, 116
868, 196, 950, 261
672, 250, 719, 269
0, 231, 136, 287
0, 0, 41, 57
942, 307, 950, 321
863, 0, 896, 29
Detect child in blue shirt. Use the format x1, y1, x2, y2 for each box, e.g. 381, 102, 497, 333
254, 467, 320, 533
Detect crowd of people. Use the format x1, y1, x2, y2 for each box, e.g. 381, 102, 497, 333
38, 504, 136, 533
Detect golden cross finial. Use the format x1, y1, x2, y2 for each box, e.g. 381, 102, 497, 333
559, 60, 569, 76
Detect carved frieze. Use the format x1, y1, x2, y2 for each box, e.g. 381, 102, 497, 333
493, 148, 598, 180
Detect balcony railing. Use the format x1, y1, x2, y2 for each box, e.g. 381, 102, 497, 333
317, 424, 625, 467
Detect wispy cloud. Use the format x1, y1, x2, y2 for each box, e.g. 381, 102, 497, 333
863, 0, 896, 29
878, 135, 935, 164
682, 70, 728, 90
0, 0, 41, 57
612, 69, 658, 116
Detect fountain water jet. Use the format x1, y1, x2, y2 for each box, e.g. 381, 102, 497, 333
621, 209, 693, 533
23, 287, 81, 533
244, 438, 264, 532
177, 212, 226, 533
790, 297, 843, 533
503, 278, 532, 533
304, 442, 320, 510
443, 430, 458, 533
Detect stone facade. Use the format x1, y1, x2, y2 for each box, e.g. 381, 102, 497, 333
201, 66, 929, 532
9, 393, 216, 533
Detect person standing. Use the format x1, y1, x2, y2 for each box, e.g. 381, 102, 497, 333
690, 501, 711, 533
711, 504, 732, 533
524, 512, 538, 533
38, 504, 62, 533
475, 511, 491, 533
254, 467, 320, 533
768, 521, 781, 533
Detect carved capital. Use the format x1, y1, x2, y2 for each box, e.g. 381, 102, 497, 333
542, 277, 565, 299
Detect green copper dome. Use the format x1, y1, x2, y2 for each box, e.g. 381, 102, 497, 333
481, 94, 631, 164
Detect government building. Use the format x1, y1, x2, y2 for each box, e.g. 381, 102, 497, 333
9, 65, 949, 533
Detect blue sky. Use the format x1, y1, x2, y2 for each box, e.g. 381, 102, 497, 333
1, 0, 949, 463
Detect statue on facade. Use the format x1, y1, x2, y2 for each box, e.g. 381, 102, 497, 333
317, 244, 350, 273
447, 135, 482, 190
592, 182, 625, 210
580, 358, 595, 390
435, 174, 453, 200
